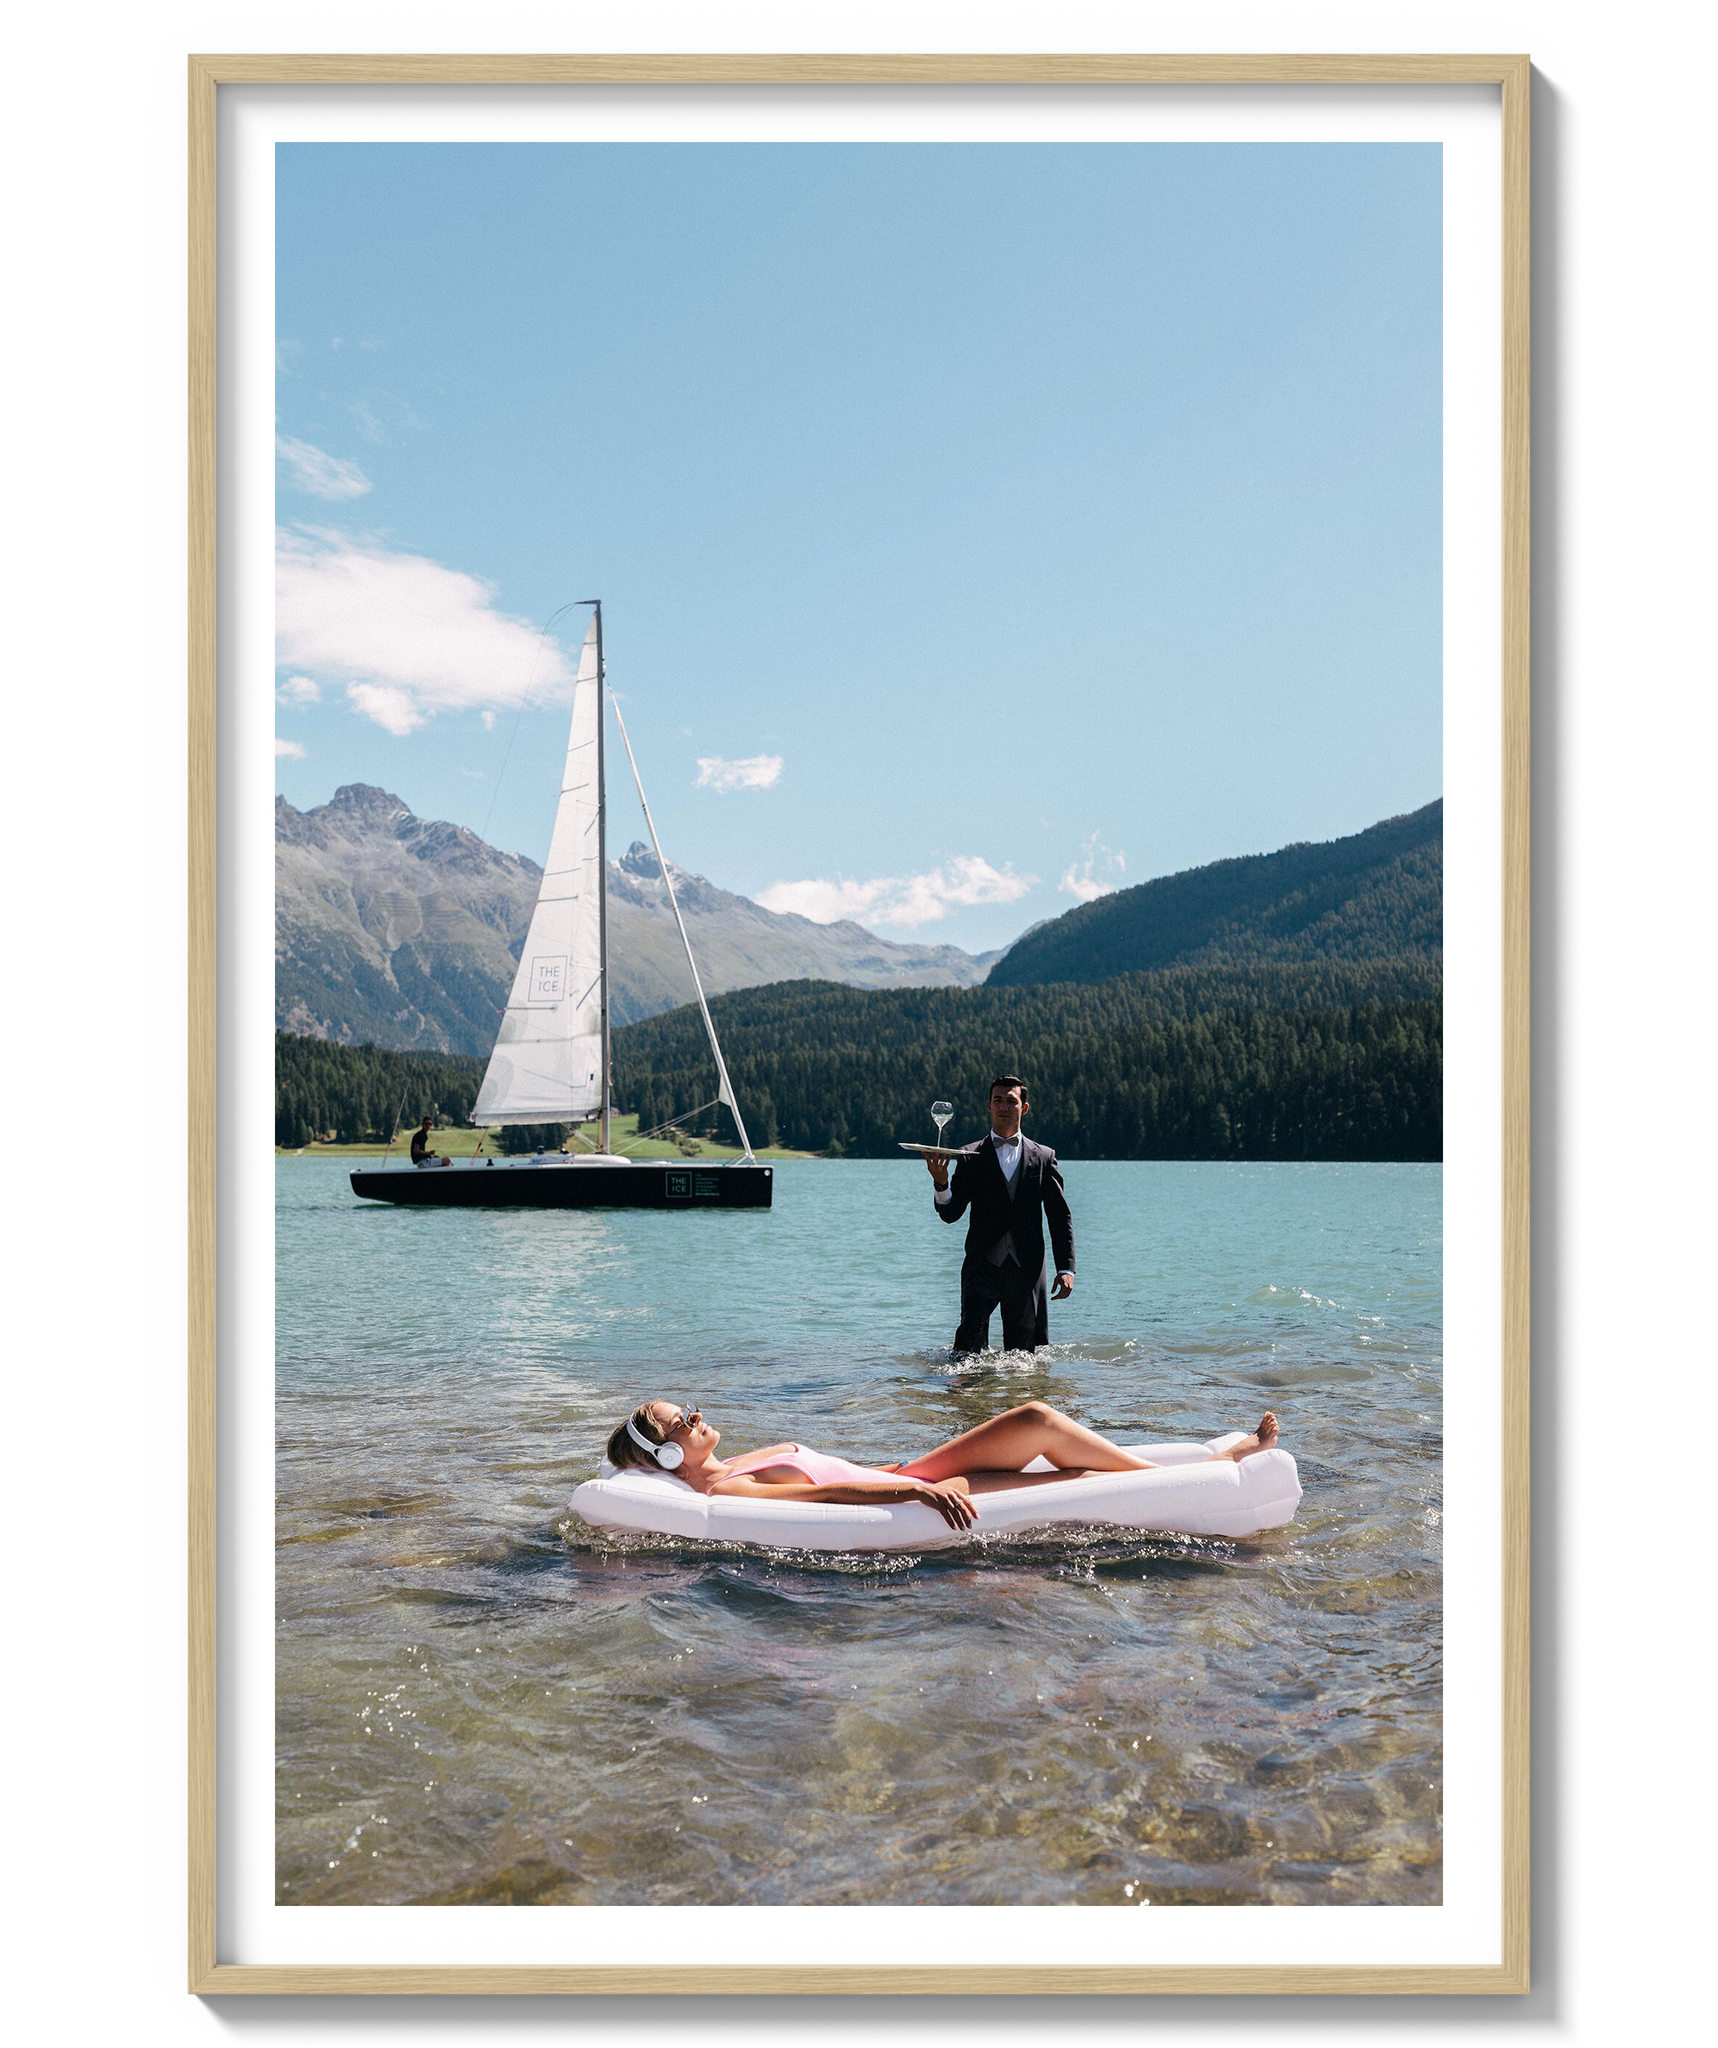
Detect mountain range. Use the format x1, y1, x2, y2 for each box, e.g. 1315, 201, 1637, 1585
276, 785, 1001, 1054
277, 785, 1442, 1057
987, 800, 1442, 987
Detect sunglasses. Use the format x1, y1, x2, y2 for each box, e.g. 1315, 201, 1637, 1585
662, 1404, 702, 1436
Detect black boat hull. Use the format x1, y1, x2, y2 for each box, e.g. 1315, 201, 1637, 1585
349, 1160, 774, 1209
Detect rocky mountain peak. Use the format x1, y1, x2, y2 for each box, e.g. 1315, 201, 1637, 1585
327, 783, 416, 832
275, 791, 313, 845
277, 791, 996, 1053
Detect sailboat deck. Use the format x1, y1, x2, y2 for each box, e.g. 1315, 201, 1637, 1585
349, 1159, 773, 1209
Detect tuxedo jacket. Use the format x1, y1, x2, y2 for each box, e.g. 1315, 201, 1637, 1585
937, 1134, 1075, 1280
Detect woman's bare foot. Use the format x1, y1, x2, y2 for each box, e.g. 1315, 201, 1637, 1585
1220, 1412, 1279, 1462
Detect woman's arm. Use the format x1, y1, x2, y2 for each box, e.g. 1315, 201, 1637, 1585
708, 1471, 977, 1530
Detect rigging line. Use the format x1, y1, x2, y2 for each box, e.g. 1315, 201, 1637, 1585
608, 693, 755, 1162
614, 1099, 724, 1155
628, 1099, 722, 1141
378, 1088, 410, 1168
478, 600, 583, 849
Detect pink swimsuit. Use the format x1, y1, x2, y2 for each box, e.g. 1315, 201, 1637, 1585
720, 1443, 890, 1486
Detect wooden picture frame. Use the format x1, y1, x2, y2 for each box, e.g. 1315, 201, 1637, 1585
191, 51, 1529, 1994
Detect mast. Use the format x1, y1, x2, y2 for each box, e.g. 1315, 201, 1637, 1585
591, 599, 611, 1155
470, 611, 604, 1133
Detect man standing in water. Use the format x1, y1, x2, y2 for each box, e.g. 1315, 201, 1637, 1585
925, 1075, 1075, 1356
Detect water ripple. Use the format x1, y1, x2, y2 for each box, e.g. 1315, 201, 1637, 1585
276, 1157, 1441, 1907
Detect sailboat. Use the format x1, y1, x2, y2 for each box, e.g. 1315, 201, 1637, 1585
349, 603, 773, 1210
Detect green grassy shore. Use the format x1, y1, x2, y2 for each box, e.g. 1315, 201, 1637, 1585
276, 1112, 814, 1163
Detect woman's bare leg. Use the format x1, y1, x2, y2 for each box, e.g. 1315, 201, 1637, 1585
894, 1403, 1279, 1482
958, 1468, 1103, 1494
895, 1402, 1149, 1480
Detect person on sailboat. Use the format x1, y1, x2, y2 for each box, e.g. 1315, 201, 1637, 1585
924, 1076, 1074, 1356
605, 1400, 1280, 1533
409, 1115, 444, 1166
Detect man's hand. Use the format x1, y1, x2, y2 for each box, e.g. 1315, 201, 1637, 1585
924, 1150, 951, 1193
1051, 1271, 1074, 1300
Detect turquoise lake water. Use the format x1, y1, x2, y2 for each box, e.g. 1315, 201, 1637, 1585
276, 1156, 1442, 1906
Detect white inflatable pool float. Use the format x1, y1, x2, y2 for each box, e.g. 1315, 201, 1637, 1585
568, 1437, 1300, 1553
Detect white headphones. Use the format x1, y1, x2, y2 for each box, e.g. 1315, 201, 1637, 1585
627, 1411, 684, 1470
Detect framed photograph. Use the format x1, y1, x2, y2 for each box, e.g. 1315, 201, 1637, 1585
192, 53, 1529, 1993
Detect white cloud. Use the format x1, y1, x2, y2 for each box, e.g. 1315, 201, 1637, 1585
276, 435, 372, 501
275, 528, 576, 735
1060, 834, 1128, 902
696, 754, 784, 793
345, 682, 423, 736
276, 674, 321, 707
274, 737, 305, 759
758, 855, 1036, 931
481, 710, 496, 731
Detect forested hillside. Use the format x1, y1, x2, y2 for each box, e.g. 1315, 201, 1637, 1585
987, 801, 1441, 987
279, 953, 1442, 1162
275, 1034, 485, 1149
612, 961, 1442, 1162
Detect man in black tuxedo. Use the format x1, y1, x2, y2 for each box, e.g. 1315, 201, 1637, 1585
926, 1075, 1075, 1355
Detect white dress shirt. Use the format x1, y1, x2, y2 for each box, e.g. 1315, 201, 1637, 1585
934, 1131, 1072, 1282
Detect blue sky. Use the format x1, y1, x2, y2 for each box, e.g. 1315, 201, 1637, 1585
275, 142, 1441, 955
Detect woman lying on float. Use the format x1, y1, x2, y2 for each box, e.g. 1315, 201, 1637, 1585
606, 1398, 1281, 1533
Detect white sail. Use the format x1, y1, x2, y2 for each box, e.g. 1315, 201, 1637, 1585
473, 615, 605, 1125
